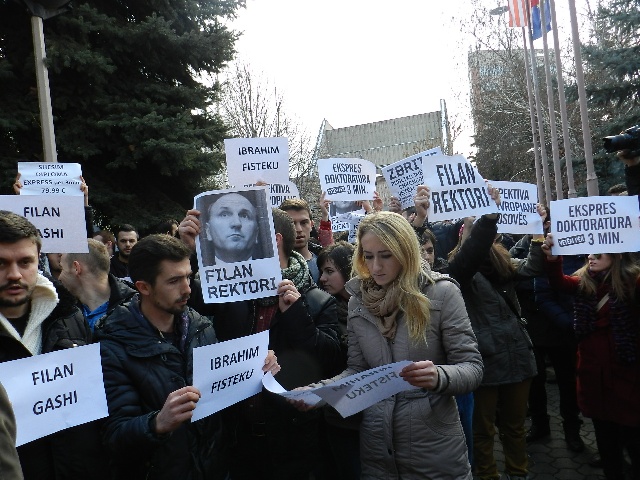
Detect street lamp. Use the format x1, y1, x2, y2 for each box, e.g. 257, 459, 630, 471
13, 0, 72, 162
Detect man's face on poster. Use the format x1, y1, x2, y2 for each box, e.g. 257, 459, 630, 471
206, 193, 259, 263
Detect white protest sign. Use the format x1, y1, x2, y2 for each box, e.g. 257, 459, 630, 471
423, 154, 498, 222
194, 187, 282, 303
331, 217, 350, 232
18, 162, 83, 196
314, 361, 418, 418
347, 213, 365, 243
491, 181, 542, 235
317, 158, 377, 201
225, 137, 289, 186
262, 372, 326, 407
192, 331, 269, 421
381, 147, 442, 209
0, 195, 88, 253
549, 195, 640, 256
244, 181, 299, 208
0, 343, 107, 446
263, 361, 418, 418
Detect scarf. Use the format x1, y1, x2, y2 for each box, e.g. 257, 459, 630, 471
257, 251, 312, 306
360, 278, 401, 339
574, 270, 638, 364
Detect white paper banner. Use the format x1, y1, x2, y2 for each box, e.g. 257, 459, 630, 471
0, 343, 107, 446
423, 154, 498, 221
262, 372, 326, 407
192, 331, 269, 421
194, 187, 282, 303
381, 147, 442, 209
225, 137, 289, 186
263, 361, 418, 418
549, 195, 640, 256
491, 181, 542, 235
317, 158, 377, 201
347, 213, 365, 243
18, 162, 83, 196
0, 195, 89, 253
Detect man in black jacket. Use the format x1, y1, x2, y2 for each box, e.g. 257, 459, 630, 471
0, 211, 106, 480
95, 234, 279, 480
180, 207, 343, 479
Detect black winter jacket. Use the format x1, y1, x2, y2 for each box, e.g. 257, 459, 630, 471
94, 300, 227, 480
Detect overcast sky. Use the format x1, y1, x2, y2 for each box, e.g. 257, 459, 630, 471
227, 0, 590, 157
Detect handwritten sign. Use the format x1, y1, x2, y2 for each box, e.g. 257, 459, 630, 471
0, 195, 88, 253
549, 195, 640, 256
0, 344, 107, 446
225, 137, 289, 186
381, 147, 442, 209
317, 158, 377, 201
491, 181, 542, 235
192, 331, 269, 421
18, 162, 83, 196
195, 187, 282, 303
423, 154, 498, 221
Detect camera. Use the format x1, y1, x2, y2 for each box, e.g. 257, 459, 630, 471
603, 125, 640, 155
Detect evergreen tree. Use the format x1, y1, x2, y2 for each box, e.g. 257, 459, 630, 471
576, 0, 640, 194
0, 0, 241, 229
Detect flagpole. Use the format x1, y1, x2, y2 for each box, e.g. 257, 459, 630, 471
522, 27, 545, 205
539, 0, 564, 199
567, 0, 598, 196
525, 4, 553, 204
549, 0, 577, 198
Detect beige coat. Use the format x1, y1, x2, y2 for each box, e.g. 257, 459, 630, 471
325, 275, 483, 480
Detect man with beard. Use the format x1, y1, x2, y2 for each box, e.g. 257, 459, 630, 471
109, 224, 138, 280
94, 234, 280, 480
0, 211, 106, 479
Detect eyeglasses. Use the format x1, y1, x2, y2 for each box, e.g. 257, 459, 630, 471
591, 254, 602, 259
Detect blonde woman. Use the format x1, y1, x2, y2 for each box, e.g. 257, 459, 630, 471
301, 211, 483, 479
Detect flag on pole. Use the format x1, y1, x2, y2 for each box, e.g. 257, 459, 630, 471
531, 0, 552, 39
508, 0, 528, 27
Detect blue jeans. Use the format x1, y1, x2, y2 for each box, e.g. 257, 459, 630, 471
456, 392, 475, 468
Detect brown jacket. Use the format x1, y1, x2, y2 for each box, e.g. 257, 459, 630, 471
0, 382, 23, 480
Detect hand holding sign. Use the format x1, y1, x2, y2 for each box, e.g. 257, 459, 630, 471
178, 208, 201, 252
278, 280, 302, 312
155, 386, 201, 435
399, 360, 440, 390
541, 233, 558, 260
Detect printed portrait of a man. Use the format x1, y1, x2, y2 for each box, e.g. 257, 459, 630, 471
196, 189, 274, 266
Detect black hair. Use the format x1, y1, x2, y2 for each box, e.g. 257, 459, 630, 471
317, 241, 354, 283
271, 208, 296, 257
128, 234, 191, 285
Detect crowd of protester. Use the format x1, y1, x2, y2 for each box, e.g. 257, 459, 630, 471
0, 151, 639, 480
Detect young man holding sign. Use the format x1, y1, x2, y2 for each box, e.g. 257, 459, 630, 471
0, 211, 105, 480
94, 234, 279, 480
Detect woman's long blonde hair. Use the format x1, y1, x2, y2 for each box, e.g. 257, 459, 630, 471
574, 252, 640, 301
353, 211, 432, 340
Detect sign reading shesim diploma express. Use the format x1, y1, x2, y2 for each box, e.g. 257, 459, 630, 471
549, 195, 640, 256
192, 331, 269, 421
0, 344, 107, 446
18, 162, 84, 196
